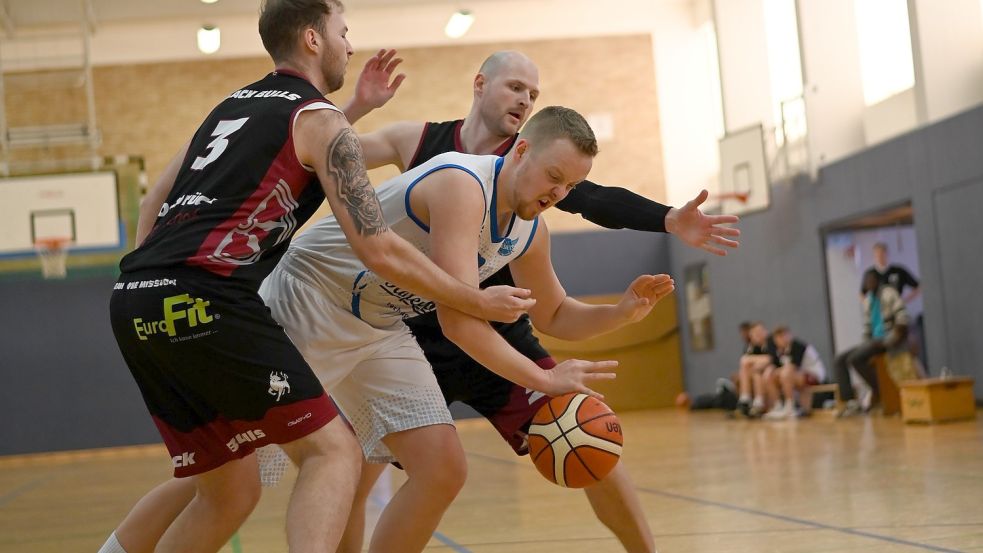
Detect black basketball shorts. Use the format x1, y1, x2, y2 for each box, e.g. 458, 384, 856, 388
417, 317, 554, 455
109, 269, 337, 477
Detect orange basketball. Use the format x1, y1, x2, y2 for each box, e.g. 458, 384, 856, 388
675, 392, 691, 408
527, 393, 623, 488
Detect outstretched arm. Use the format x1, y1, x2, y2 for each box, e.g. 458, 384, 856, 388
294, 107, 532, 323
356, 121, 425, 171
509, 221, 675, 341
340, 49, 406, 125
557, 182, 740, 256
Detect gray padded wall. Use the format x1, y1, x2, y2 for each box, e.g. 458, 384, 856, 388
672, 104, 983, 398
0, 276, 161, 455
1, 230, 670, 454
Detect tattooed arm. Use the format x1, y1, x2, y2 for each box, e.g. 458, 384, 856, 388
292, 107, 534, 323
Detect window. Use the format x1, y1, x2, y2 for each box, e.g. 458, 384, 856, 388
763, 0, 805, 144
854, 0, 915, 105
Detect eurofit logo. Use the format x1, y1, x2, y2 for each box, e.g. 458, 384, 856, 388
133, 294, 215, 341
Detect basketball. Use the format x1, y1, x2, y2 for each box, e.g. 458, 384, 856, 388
527, 393, 623, 488
675, 391, 691, 408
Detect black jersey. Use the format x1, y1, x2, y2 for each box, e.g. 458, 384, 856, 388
120, 70, 333, 288
861, 265, 919, 296
772, 338, 808, 367
403, 118, 673, 350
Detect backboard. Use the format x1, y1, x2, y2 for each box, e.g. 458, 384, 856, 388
718, 124, 771, 216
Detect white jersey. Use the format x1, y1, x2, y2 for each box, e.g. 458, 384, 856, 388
279, 152, 540, 328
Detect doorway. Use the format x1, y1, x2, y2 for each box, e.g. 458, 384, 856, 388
821, 202, 926, 370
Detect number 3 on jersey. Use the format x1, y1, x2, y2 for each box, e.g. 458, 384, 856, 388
190, 117, 249, 171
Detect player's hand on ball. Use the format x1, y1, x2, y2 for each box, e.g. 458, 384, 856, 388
618, 274, 675, 323
546, 359, 618, 399
479, 285, 536, 323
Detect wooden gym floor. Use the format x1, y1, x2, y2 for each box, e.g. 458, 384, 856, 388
2, 408, 982, 552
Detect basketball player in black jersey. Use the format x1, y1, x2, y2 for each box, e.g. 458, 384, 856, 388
334, 51, 742, 553
99, 4, 534, 553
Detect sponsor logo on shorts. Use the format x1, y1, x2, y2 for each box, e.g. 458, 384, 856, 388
227, 429, 266, 453
172, 451, 196, 467
525, 388, 546, 405
287, 412, 313, 427
132, 293, 216, 341
115, 278, 177, 291
268, 371, 291, 402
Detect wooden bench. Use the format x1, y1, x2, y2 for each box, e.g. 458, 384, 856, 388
806, 383, 841, 412
874, 355, 901, 416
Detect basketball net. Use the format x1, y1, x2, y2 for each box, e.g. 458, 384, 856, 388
34, 237, 70, 279
716, 191, 750, 204
707, 192, 750, 214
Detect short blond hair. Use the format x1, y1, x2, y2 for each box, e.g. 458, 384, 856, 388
519, 106, 598, 157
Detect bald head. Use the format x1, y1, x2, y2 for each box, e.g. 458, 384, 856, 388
478, 51, 538, 82
472, 51, 540, 137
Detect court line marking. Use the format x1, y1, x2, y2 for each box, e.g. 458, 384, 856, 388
636, 486, 967, 553
465, 451, 967, 553
0, 478, 45, 508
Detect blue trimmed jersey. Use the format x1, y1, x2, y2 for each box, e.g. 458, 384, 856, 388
280, 151, 539, 328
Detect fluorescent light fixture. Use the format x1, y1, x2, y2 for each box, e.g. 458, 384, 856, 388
197, 25, 221, 54
444, 9, 474, 39
201, 0, 219, 4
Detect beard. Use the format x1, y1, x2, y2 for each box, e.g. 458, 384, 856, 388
326, 72, 345, 93
322, 54, 347, 93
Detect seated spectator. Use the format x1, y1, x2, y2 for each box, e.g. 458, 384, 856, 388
835, 269, 909, 417
763, 326, 826, 419
735, 322, 776, 418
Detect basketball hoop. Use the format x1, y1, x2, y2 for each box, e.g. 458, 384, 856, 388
716, 192, 750, 204
706, 192, 749, 213
34, 237, 70, 279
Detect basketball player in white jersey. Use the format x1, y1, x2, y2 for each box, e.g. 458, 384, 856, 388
256, 105, 674, 552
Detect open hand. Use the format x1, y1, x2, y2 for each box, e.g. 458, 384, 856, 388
352, 49, 406, 111
617, 274, 675, 323
666, 189, 741, 256
546, 359, 619, 399
479, 285, 537, 323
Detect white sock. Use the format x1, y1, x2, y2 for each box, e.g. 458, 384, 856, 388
97, 531, 128, 553
739, 394, 751, 403
752, 397, 764, 408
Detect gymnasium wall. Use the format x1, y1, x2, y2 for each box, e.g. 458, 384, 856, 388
0, 36, 671, 455
6, 34, 666, 233
0, 229, 670, 456
672, 104, 983, 399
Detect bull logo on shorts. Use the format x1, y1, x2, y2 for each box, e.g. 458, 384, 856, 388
268, 371, 291, 402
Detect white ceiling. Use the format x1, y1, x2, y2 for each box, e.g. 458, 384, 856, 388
1, 0, 449, 29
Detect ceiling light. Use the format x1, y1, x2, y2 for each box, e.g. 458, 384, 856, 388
444, 9, 474, 39
201, 0, 219, 4
197, 25, 221, 54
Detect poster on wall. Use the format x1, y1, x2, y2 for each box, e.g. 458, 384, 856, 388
685, 262, 714, 351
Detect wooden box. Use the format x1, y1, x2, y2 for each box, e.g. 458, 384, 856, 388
900, 377, 976, 423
